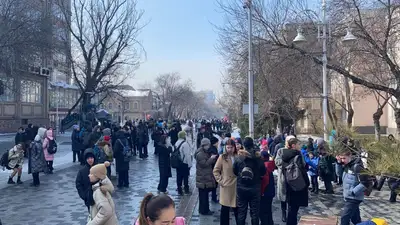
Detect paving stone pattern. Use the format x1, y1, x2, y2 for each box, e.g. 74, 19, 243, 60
0, 143, 197, 225
189, 182, 400, 225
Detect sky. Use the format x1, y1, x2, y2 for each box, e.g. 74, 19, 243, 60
132, 0, 224, 93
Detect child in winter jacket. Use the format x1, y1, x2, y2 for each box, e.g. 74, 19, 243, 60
306, 151, 320, 193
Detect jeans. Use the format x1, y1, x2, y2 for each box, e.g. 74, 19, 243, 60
237, 188, 260, 225
311, 175, 319, 192
198, 188, 211, 214
32, 172, 40, 185
158, 175, 169, 192
176, 165, 190, 192
340, 199, 362, 225
259, 196, 273, 225
287, 204, 300, 225
220, 205, 238, 225
118, 170, 129, 187
73, 151, 80, 162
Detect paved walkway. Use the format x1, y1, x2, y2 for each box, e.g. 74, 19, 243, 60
0, 142, 199, 225
189, 180, 400, 225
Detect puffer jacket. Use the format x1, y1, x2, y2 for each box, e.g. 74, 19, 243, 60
342, 158, 370, 201
195, 147, 217, 189
233, 149, 266, 191
87, 177, 118, 225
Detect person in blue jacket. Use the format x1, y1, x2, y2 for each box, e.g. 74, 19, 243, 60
306, 151, 320, 194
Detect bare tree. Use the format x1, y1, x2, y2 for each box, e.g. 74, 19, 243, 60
154, 73, 193, 120
57, 0, 145, 114
0, 0, 45, 84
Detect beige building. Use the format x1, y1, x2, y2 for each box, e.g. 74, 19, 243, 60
101, 88, 154, 124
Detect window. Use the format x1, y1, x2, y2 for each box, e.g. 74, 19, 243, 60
108, 102, 113, 110
133, 102, 139, 110
125, 102, 130, 110
20, 80, 42, 103
0, 77, 15, 102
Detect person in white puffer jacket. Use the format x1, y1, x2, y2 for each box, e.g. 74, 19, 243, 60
175, 131, 193, 195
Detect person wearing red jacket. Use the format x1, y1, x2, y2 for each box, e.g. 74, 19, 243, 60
260, 151, 276, 225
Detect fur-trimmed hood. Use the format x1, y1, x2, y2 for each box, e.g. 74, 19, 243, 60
238, 149, 261, 158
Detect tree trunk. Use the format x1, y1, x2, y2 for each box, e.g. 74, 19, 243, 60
394, 107, 400, 138
373, 108, 383, 141
344, 76, 354, 128
326, 98, 337, 130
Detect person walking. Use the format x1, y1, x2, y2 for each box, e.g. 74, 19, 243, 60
195, 138, 218, 215
76, 148, 97, 212
137, 121, 149, 159
114, 130, 130, 188
87, 162, 118, 225
157, 135, 172, 194
275, 137, 309, 225
6, 143, 24, 184
175, 131, 193, 195
233, 137, 266, 225
209, 136, 219, 203
213, 139, 238, 225
28, 127, 47, 186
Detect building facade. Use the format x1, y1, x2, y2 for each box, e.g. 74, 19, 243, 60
101, 88, 154, 124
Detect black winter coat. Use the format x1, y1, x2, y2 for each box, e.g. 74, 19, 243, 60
281, 148, 309, 207
114, 131, 130, 172
169, 128, 179, 146
15, 132, 26, 145
71, 130, 82, 152
75, 149, 96, 207
157, 145, 172, 178
137, 126, 149, 145
233, 149, 266, 191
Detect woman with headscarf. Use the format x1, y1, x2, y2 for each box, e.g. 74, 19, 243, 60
28, 127, 48, 186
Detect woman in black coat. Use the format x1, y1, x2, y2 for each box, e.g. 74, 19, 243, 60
157, 135, 172, 194
114, 130, 130, 188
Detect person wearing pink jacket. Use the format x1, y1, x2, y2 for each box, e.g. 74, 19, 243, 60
43, 129, 56, 174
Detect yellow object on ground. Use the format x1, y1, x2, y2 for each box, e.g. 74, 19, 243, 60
371, 218, 388, 225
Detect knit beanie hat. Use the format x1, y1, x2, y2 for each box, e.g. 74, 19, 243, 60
210, 136, 219, 145
178, 131, 186, 139
102, 128, 112, 136
371, 218, 388, 225
104, 135, 111, 142
201, 138, 211, 146
90, 161, 111, 180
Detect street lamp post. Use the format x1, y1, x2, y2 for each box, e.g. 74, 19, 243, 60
293, 0, 356, 141
244, 0, 254, 138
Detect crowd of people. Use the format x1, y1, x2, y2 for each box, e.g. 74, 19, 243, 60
0, 118, 392, 225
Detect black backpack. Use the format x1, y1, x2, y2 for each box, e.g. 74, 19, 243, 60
170, 141, 185, 169
0, 151, 9, 168
47, 138, 58, 154
284, 155, 307, 191
240, 166, 254, 185
118, 139, 132, 162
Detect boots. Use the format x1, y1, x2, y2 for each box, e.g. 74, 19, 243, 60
17, 176, 23, 184
7, 177, 15, 184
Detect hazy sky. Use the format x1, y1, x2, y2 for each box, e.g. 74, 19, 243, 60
133, 0, 224, 93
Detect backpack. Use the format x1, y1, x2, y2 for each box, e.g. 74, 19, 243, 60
170, 141, 186, 169
240, 166, 254, 186
47, 139, 58, 154
284, 155, 307, 191
94, 145, 108, 163
0, 151, 9, 168
118, 139, 132, 162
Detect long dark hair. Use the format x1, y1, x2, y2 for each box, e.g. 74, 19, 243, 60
139, 193, 175, 225
222, 139, 237, 160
